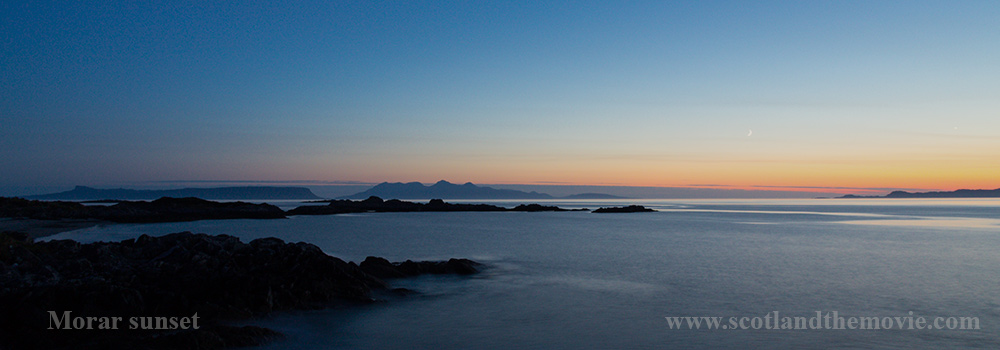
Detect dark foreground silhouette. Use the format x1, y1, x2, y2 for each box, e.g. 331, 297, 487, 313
0, 231, 480, 349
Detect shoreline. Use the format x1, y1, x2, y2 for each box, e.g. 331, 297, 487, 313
0, 218, 107, 240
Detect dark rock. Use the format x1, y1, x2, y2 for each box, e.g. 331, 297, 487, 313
98, 197, 287, 223
592, 205, 656, 213
0, 231, 480, 349
359, 256, 406, 279
360, 256, 481, 279
511, 204, 567, 212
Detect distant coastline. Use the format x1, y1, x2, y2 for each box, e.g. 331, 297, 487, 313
341, 180, 624, 200
0, 195, 662, 239
838, 188, 1000, 199
27, 186, 321, 201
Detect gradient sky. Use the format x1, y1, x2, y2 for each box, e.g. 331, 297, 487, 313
3, 1, 999, 196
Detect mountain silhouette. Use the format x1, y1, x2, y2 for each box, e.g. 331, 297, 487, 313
342, 180, 555, 200
839, 188, 1000, 198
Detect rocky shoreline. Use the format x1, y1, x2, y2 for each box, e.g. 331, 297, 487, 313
288, 196, 582, 215
0, 231, 480, 349
1, 196, 590, 228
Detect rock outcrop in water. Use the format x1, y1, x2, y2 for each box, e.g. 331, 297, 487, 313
288, 196, 576, 215
592, 205, 656, 213
0, 231, 480, 349
359, 256, 480, 279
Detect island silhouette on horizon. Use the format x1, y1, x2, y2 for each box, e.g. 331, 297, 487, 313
341, 180, 625, 200
839, 187, 1000, 198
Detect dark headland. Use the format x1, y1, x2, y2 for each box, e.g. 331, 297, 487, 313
0, 196, 286, 238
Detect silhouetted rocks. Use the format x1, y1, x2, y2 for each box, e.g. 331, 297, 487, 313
288, 196, 577, 215
510, 204, 569, 212
359, 256, 481, 279
0, 231, 480, 349
0, 197, 93, 220
2, 197, 585, 232
592, 205, 656, 213
97, 197, 287, 223
0, 197, 286, 223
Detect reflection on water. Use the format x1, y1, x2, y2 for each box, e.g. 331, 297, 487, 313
46, 199, 1000, 349
838, 217, 1000, 229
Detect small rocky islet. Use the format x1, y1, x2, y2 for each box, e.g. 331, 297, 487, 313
592, 205, 657, 213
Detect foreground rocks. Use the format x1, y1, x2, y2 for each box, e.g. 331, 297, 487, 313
0, 231, 480, 349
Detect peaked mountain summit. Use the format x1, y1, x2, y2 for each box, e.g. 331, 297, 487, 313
341, 180, 555, 200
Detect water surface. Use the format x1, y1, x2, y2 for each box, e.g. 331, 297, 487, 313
50, 199, 1000, 349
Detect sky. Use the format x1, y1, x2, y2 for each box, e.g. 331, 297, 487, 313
2, 0, 999, 197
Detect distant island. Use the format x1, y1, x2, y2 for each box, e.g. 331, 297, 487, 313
0, 196, 593, 236
342, 180, 623, 200
342, 180, 553, 199
839, 188, 1000, 199
27, 186, 321, 201
561, 193, 627, 199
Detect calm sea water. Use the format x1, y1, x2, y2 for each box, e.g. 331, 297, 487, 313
48, 199, 1000, 349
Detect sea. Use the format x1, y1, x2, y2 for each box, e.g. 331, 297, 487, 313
45, 199, 1000, 349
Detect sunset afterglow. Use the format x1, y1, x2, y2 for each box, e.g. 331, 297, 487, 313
3, 1, 998, 196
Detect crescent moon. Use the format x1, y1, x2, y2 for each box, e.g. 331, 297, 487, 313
748, 129, 752, 137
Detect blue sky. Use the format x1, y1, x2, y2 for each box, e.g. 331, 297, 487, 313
3, 1, 999, 196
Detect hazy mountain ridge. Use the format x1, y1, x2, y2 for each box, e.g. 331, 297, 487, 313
839, 188, 1000, 198
27, 186, 321, 200
341, 181, 626, 200
561, 193, 627, 199
342, 181, 555, 199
